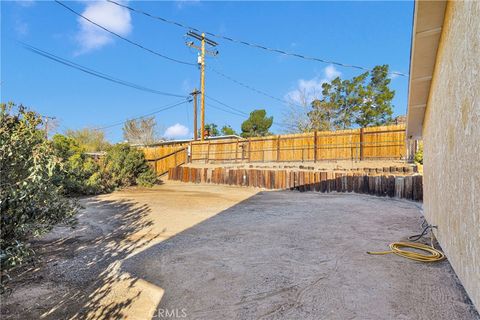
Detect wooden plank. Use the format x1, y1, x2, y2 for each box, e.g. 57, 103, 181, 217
413, 175, 423, 201
319, 172, 326, 193
404, 176, 413, 200
347, 174, 353, 192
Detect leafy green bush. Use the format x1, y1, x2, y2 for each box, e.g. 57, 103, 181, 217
1, 103, 157, 293
136, 170, 157, 187
0, 103, 78, 292
104, 143, 157, 188
52, 134, 105, 195
414, 142, 423, 165
52, 136, 157, 194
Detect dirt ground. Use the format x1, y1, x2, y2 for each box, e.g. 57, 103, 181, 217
1, 181, 478, 320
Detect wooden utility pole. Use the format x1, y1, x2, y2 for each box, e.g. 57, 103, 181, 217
191, 89, 200, 140
200, 33, 206, 141
185, 31, 218, 141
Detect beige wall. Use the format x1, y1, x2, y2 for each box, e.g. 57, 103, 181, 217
423, 0, 480, 310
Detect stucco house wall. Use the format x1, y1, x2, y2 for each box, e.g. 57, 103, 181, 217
422, 0, 480, 310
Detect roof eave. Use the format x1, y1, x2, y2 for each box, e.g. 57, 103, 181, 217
406, 0, 447, 139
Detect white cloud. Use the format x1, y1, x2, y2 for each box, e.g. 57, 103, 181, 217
75, 1, 132, 55
164, 123, 189, 139
285, 65, 341, 105
324, 65, 341, 80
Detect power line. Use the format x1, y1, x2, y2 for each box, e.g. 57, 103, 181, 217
206, 96, 286, 128
208, 105, 245, 118
55, 0, 195, 67
207, 102, 247, 118
55, 0, 312, 111
208, 66, 299, 109
95, 99, 188, 131
21, 42, 188, 99
107, 0, 408, 77
205, 95, 248, 116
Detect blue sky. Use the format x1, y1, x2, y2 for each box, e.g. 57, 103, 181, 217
1, 0, 414, 142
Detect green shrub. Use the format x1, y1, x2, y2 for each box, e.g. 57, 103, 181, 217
136, 170, 157, 187
0, 103, 78, 292
52, 134, 105, 195
52, 137, 157, 194
414, 142, 423, 165
104, 143, 156, 188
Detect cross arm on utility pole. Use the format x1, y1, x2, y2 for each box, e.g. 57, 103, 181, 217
184, 30, 219, 141
186, 41, 219, 56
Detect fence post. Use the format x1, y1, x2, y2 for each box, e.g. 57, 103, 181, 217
314, 131, 318, 163
189, 142, 192, 163
206, 141, 211, 163
248, 138, 251, 162
235, 139, 239, 162
360, 128, 364, 161
276, 135, 281, 162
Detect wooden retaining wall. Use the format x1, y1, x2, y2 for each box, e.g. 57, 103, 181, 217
168, 166, 423, 201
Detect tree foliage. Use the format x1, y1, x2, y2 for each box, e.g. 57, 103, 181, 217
0, 102, 158, 293
355, 65, 395, 127
0, 103, 78, 292
201, 123, 219, 137
65, 128, 109, 152
123, 116, 158, 145
282, 86, 320, 133
220, 125, 237, 136
52, 134, 107, 195
307, 65, 395, 131
52, 135, 157, 194
103, 143, 157, 188
414, 142, 423, 165
241, 109, 273, 138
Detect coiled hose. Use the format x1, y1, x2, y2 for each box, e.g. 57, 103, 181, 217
367, 224, 446, 262
367, 241, 445, 262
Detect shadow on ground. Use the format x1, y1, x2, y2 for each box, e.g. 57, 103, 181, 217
2, 189, 478, 320
120, 191, 479, 320
2, 198, 163, 320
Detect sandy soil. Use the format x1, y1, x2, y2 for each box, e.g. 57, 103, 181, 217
1, 181, 478, 319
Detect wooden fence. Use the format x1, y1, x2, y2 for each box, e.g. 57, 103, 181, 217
141, 125, 409, 176
168, 166, 423, 201
142, 146, 187, 176
190, 124, 406, 163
